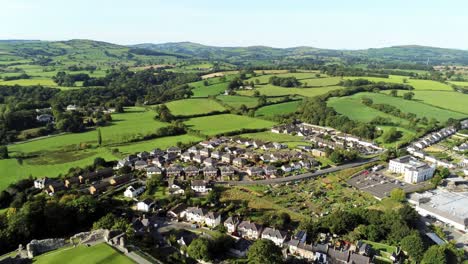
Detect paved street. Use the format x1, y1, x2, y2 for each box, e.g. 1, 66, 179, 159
217, 157, 379, 186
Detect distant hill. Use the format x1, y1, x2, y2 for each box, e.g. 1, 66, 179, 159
134, 42, 468, 65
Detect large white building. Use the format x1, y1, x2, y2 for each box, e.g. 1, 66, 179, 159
409, 189, 468, 231
388, 155, 435, 183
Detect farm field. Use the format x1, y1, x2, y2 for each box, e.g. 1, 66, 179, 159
327, 97, 410, 125
410, 91, 468, 114
345, 75, 453, 91
33, 243, 134, 264
184, 114, 276, 136
237, 84, 343, 97
216, 95, 259, 109
255, 100, 301, 117
9, 107, 167, 154
448, 81, 468, 87
164, 98, 226, 116
246, 72, 322, 84
191, 82, 228, 97
332, 92, 466, 122
116, 134, 203, 154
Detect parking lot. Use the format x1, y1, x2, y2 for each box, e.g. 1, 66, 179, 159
347, 169, 429, 199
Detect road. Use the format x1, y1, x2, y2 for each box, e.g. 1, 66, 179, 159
217, 157, 379, 186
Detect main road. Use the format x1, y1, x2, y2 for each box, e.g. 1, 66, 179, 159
217, 157, 380, 186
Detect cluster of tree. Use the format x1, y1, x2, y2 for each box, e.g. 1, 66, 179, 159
2, 73, 30, 81
66, 65, 97, 72
327, 148, 359, 164
186, 232, 234, 262
52, 71, 91, 86
380, 127, 403, 143
298, 97, 378, 139
320, 65, 389, 78
269, 76, 301, 87
0, 194, 109, 254
92, 213, 133, 238
154, 104, 174, 122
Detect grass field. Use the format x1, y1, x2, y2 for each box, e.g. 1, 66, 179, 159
246, 72, 324, 84
332, 92, 466, 122
237, 84, 343, 97
184, 114, 276, 136
115, 134, 203, 154
346, 75, 453, 91
410, 91, 468, 114
164, 98, 226, 116
216, 95, 259, 109
33, 243, 134, 264
448, 81, 468, 87
255, 100, 301, 117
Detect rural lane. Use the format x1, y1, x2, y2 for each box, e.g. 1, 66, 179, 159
217, 157, 379, 186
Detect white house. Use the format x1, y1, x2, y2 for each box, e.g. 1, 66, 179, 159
237, 221, 263, 240
224, 216, 240, 234
185, 207, 207, 224
191, 180, 211, 193
137, 199, 156, 212
34, 178, 50, 189
388, 155, 435, 183
261, 227, 288, 247
124, 186, 145, 199
204, 212, 221, 228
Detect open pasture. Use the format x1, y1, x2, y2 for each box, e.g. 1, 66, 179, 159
237, 84, 342, 97
216, 95, 259, 109
165, 98, 226, 116
184, 114, 276, 136
345, 75, 453, 91
255, 100, 301, 117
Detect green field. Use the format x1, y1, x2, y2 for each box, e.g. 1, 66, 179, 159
410, 91, 468, 114
116, 134, 202, 154
346, 75, 453, 91
332, 92, 466, 122
33, 243, 134, 264
255, 100, 301, 117
184, 114, 276, 136
216, 95, 259, 108
247, 72, 324, 84
237, 84, 343, 97
165, 98, 226, 116
9, 107, 166, 154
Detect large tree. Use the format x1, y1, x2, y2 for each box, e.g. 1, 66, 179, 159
187, 237, 211, 262
247, 239, 283, 264
421, 245, 447, 264
401, 233, 425, 263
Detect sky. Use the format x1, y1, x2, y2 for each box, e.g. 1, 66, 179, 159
1, 0, 467, 50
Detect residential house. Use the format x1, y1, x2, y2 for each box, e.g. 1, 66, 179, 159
203, 158, 217, 167
237, 221, 263, 240
163, 152, 179, 162
291, 162, 302, 170
181, 152, 193, 162
89, 181, 110, 195
36, 114, 53, 123
200, 148, 211, 157
151, 157, 164, 167
204, 211, 221, 228
233, 148, 246, 156
220, 166, 235, 178
221, 153, 233, 164
134, 160, 148, 170
64, 177, 79, 188
312, 148, 327, 157
146, 166, 162, 178
261, 227, 288, 247
348, 253, 371, 264
167, 203, 188, 219
150, 148, 164, 157
287, 239, 315, 260
233, 158, 246, 167
191, 180, 212, 193
281, 164, 293, 173
124, 185, 145, 199
327, 248, 350, 264
273, 142, 287, 149
224, 216, 240, 234
293, 230, 307, 243
137, 151, 150, 160
137, 199, 156, 212
185, 207, 207, 224
166, 146, 182, 155
211, 150, 222, 159
247, 166, 264, 176
34, 178, 50, 189
203, 166, 218, 179
168, 184, 185, 195
166, 165, 183, 177
187, 146, 198, 154
184, 166, 199, 177
79, 167, 113, 184
264, 165, 277, 176
193, 154, 204, 164
110, 174, 133, 185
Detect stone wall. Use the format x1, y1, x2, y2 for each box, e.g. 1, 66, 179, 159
26, 238, 66, 258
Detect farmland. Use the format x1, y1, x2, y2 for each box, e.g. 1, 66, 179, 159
33, 243, 135, 264
345, 75, 453, 91
329, 92, 466, 123
183, 114, 276, 136
164, 98, 226, 116
216, 95, 259, 109
255, 100, 302, 117
237, 84, 343, 97
239, 131, 307, 148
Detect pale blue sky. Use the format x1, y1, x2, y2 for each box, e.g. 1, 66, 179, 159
1, 0, 467, 49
